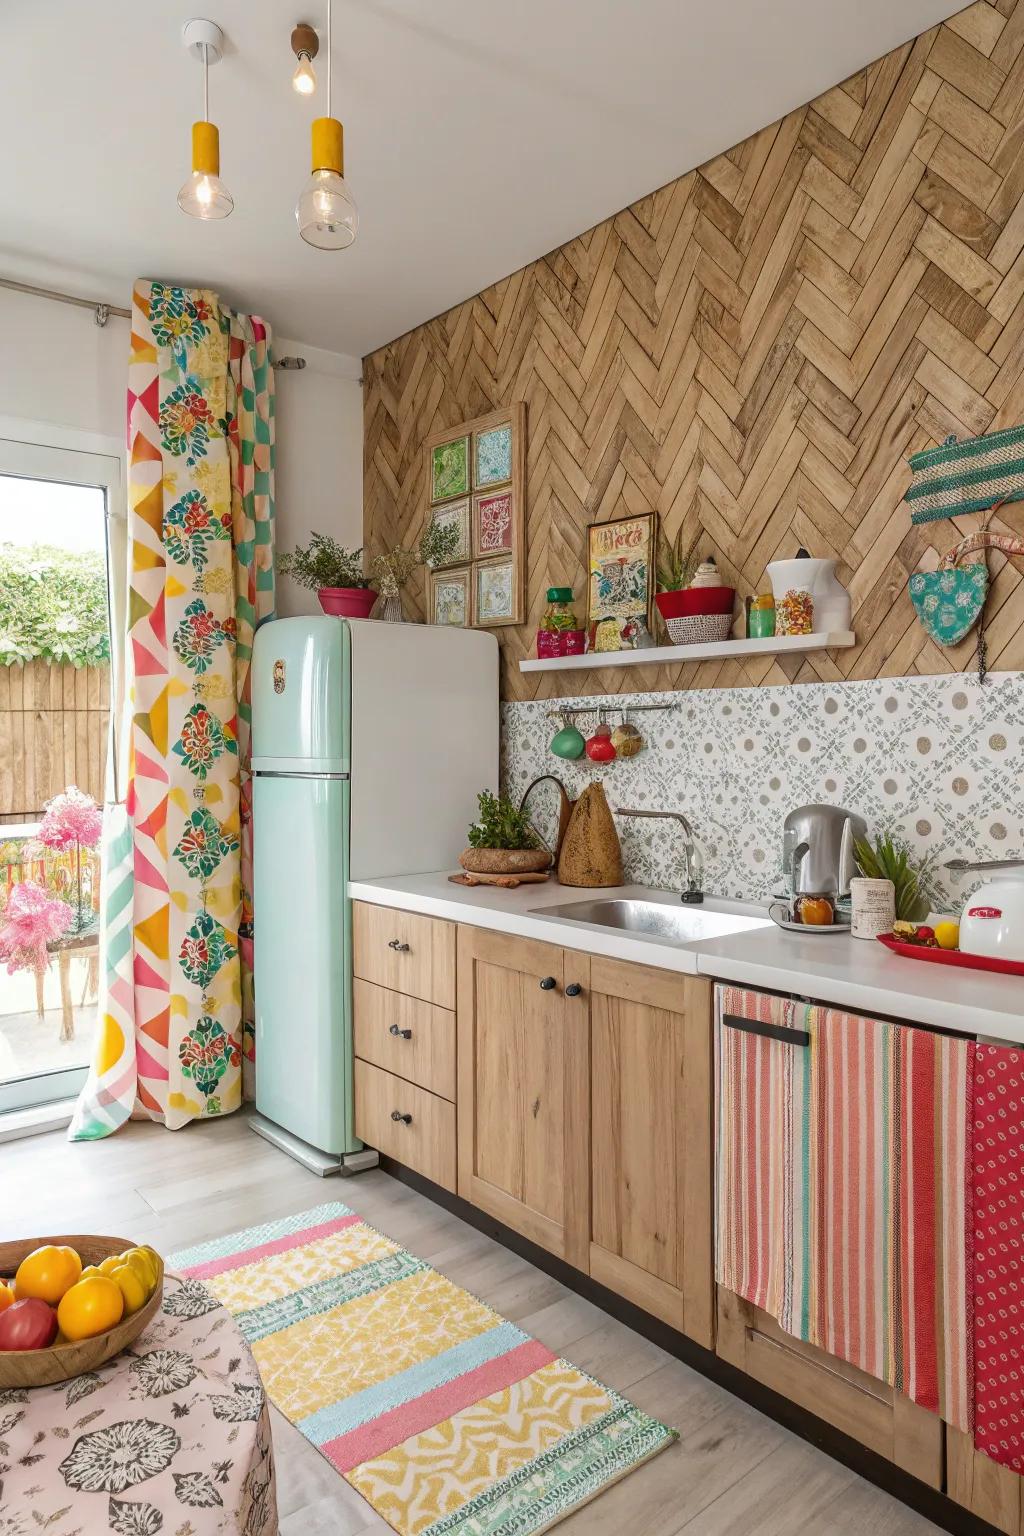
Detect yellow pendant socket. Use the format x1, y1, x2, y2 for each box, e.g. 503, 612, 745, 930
192, 120, 220, 177
311, 117, 344, 176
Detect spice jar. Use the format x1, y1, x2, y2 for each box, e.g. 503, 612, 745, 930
748, 593, 776, 639
537, 587, 584, 657
777, 587, 814, 635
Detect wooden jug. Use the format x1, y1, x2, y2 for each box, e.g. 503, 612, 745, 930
557, 781, 624, 888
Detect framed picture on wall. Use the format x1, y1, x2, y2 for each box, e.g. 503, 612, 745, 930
586, 512, 655, 632
472, 487, 514, 558
426, 498, 471, 567
430, 435, 470, 503
474, 556, 519, 626
473, 422, 513, 488
430, 566, 471, 627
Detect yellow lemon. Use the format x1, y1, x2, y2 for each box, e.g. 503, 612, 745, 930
109, 1262, 147, 1316
935, 920, 960, 950
57, 1275, 124, 1340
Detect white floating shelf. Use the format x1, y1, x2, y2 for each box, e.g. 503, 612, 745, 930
518, 631, 856, 673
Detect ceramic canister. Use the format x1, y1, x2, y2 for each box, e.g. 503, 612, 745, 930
850, 877, 896, 940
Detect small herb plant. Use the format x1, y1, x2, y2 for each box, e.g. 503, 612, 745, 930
419, 518, 461, 570
854, 833, 935, 922
277, 533, 371, 590
371, 546, 418, 598
467, 790, 540, 851
657, 527, 700, 592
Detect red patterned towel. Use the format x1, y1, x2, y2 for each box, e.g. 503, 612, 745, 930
972, 1044, 1024, 1471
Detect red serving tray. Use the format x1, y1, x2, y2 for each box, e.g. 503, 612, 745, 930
876, 932, 1024, 978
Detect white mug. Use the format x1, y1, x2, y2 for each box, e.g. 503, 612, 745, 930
850, 877, 895, 940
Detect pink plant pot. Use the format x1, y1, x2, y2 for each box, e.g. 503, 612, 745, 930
317, 587, 377, 618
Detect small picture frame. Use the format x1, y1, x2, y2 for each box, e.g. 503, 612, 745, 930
427, 498, 471, 567
430, 435, 470, 503
473, 487, 514, 558
474, 422, 513, 488
430, 566, 470, 627
586, 512, 655, 634
474, 555, 518, 626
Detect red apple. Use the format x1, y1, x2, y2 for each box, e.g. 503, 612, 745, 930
0, 1296, 58, 1350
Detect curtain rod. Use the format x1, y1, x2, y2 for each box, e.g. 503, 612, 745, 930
0, 276, 130, 326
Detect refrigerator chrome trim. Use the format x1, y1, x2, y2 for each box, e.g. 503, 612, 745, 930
252, 769, 350, 780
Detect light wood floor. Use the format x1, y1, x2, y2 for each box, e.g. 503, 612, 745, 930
4, 1109, 942, 1536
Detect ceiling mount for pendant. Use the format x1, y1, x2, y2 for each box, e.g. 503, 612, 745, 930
182, 17, 224, 64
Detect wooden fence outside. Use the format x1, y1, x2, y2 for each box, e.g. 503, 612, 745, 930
0, 662, 110, 823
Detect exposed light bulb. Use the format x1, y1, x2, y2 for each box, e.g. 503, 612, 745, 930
178, 167, 233, 220
292, 53, 317, 94
297, 166, 358, 249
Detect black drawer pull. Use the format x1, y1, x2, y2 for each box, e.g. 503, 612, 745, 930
565, 982, 583, 997
539, 976, 556, 991
389, 1023, 412, 1040
388, 939, 410, 952
390, 1110, 412, 1124
723, 1013, 810, 1048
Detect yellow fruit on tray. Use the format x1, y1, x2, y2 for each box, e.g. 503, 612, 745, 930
119, 1248, 156, 1295
935, 920, 960, 951
57, 1275, 124, 1340
79, 1265, 102, 1282
98, 1255, 122, 1278
15, 1245, 82, 1305
109, 1263, 147, 1316
0, 1281, 14, 1312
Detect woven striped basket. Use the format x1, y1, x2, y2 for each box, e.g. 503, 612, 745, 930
906, 425, 1024, 524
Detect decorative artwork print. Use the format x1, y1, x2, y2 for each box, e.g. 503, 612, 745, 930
474, 422, 513, 487
476, 556, 516, 626
474, 488, 514, 557
430, 567, 470, 627
586, 513, 655, 630
428, 497, 470, 566
430, 435, 470, 503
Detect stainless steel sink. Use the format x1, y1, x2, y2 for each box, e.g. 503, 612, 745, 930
530, 897, 770, 944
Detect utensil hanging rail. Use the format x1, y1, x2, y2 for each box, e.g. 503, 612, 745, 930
544, 702, 673, 720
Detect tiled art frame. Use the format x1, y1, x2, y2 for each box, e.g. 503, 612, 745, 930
429, 566, 471, 627
423, 404, 525, 628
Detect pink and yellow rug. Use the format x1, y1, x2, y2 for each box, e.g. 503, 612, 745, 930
170, 1202, 675, 1535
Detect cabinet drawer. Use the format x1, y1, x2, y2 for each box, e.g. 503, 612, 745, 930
353, 901, 456, 1007
717, 1288, 942, 1487
354, 979, 455, 1101
354, 1059, 456, 1192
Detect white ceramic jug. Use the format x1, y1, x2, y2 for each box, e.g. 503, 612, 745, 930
765, 556, 852, 633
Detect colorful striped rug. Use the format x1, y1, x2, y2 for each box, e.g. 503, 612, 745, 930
169, 1203, 675, 1535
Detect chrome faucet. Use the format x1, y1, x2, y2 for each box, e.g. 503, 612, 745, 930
616, 808, 704, 904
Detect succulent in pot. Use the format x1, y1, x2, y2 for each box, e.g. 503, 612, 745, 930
277, 533, 376, 618
459, 790, 552, 875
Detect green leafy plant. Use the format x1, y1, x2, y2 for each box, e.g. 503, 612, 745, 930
467, 790, 540, 851
0, 544, 110, 667
656, 527, 700, 592
419, 518, 460, 570
277, 533, 371, 590
854, 833, 935, 922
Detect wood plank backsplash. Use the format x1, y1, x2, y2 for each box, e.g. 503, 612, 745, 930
363, 1, 1024, 702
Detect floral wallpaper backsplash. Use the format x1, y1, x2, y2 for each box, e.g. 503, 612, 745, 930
500, 672, 1024, 912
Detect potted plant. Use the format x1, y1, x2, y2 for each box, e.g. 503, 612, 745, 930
370, 546, 419, 622
277, 533, 376, 618
854, 833, 935, 922
459, 790, 553, 876
654, 528, 701, 628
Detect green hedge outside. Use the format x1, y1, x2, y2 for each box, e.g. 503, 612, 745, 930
0, 544, 110, 667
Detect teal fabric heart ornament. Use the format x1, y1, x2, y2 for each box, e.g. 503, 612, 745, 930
909, 562, 988, 646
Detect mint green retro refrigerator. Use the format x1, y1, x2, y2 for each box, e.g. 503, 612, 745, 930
250, 616, 498, 1173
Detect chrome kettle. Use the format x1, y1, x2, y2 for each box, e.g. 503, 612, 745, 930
782, 803, 866, 898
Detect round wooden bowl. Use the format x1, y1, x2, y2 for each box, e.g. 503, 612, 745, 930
0, 1234, 164, 1389
459, 848, 553, 875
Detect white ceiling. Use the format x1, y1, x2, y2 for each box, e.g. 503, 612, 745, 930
2, 0, 960, 363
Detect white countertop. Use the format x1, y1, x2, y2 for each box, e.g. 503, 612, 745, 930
349, 873, 1024, 1042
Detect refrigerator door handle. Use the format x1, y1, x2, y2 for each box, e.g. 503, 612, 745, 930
252, 769, 350, 780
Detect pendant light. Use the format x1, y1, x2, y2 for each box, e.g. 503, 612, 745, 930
178, 19, 233, 220
291, 23, 319, 95
296, 0, 358, 250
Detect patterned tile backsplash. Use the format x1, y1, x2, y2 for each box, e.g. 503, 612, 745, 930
500, 672, 1024, 912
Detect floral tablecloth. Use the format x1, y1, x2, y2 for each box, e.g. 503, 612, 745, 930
0, 1274, 276, 1535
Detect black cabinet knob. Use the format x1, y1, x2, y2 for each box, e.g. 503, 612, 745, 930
565, 982, 583, 997
388, 939, 410, 952
389, 1023, 413, 1040
539, 976, 556, 990
390, 1110, 412, 1124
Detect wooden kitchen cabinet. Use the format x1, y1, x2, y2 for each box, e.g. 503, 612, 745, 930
589, 957, 713, 1346
456, 927, 590, 1269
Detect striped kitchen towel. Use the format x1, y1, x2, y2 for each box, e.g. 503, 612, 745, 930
715, 986, 972, 1430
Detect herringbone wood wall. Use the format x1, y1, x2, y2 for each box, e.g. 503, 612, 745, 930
364, 0, 1024, 701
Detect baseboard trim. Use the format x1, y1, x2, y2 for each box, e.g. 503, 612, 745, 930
378, 1155, 1000, 1536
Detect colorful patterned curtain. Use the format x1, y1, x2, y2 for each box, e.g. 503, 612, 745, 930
70, 281, 275, 1139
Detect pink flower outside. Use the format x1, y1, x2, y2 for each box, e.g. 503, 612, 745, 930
38, 785, 103, 852
0, 881, 73, 976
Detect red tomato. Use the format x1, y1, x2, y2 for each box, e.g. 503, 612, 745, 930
0, 1296, 58, 1351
